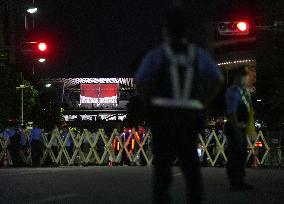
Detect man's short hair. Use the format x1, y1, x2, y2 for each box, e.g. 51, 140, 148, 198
163, 8, 188, 39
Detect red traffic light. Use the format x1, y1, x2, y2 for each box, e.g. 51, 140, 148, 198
38, 42, 47, 51
237, 21, 248, 31
217, 21, 249, 36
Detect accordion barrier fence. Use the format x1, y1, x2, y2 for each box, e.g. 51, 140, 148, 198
0, 128, 282, 167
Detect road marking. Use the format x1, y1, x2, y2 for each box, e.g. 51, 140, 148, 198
28, 193, 79, 204
0, 167, 87, 177
0, 166, 149, 178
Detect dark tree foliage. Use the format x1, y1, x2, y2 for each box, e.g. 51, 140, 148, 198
0, 63, 61, 129
0, 64, 40, 124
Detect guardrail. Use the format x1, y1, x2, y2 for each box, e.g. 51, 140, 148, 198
0, 128, 282, 167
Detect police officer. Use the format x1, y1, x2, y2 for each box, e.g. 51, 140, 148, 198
136, 8, 223, 204
19, 124, 28, 166
4, 121, 22, 167
29, 123, 43, 167
225, 66, 254, 191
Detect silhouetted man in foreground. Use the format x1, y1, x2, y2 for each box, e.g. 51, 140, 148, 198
136, 8, 223, 204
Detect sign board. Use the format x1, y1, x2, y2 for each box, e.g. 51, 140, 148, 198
80, 84, 118, 105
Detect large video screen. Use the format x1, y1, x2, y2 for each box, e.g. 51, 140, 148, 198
80, 84, 118, 104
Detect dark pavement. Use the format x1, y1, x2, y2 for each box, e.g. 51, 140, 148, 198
0, 167, 284, 204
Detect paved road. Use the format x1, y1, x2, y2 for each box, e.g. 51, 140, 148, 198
0, 167, 284, 204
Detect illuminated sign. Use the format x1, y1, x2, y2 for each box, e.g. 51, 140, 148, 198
80, 84, 118, 105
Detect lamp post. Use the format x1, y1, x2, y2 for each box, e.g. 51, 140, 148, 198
27, 8, 37, 14
25, 7, 37, 31
16, 84, 29, 125
45, 83, 52, 88
25, 0, 37, 31
25, 1, 38, 76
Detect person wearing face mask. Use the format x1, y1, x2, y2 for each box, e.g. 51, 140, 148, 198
225, 66, 255, 191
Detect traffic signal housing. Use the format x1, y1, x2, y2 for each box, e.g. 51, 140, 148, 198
217, 21, 249, 36
22, 42, 48, 53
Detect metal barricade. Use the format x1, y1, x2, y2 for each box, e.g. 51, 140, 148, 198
198, 130, 228, 166
0, 133, 13, 166
0, 128, 280, 168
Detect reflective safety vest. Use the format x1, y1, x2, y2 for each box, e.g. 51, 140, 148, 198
237, 87, 254, 135
150, 42, 204, 110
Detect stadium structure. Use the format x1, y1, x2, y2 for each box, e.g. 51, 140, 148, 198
40, 78, 135, 122
39, 57, 256, 123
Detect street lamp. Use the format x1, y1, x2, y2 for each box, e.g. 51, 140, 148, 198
25, 7, 37, 31
45, 83, 52, 88
38, 58, 46, 63
26, 7, 37, 14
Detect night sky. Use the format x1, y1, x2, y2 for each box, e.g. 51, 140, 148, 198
35, 0, 171, 78
33, 0, 260, 78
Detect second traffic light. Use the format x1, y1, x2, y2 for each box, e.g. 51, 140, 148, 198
22, 42, 48, 53
217, 21, 249, 36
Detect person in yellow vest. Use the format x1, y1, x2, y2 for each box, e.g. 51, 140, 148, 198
225, 66, 255, 191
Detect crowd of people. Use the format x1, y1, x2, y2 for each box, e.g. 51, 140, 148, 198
0, 120, 44, 167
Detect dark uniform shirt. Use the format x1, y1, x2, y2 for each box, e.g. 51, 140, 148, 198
29, 127, 42, 143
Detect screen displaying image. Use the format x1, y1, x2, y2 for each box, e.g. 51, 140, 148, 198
80, 84, 118, 105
